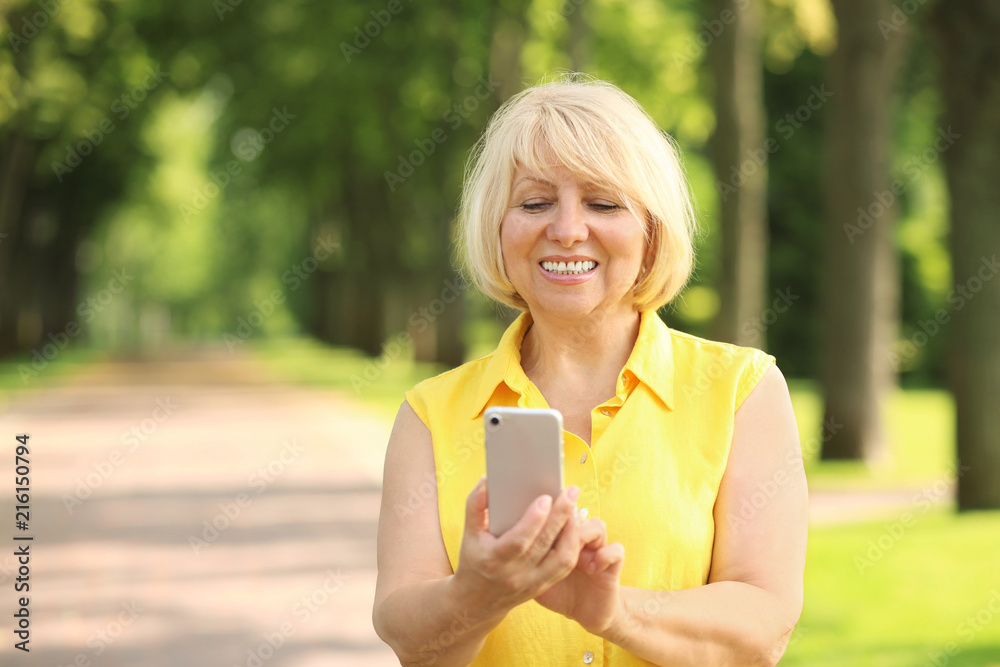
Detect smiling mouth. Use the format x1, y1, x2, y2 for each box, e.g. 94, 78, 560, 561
539, 260, 598, 275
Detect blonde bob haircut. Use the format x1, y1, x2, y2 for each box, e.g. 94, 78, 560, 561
458, 75, 697, 313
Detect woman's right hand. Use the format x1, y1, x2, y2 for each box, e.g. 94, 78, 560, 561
451, 476, 607, 616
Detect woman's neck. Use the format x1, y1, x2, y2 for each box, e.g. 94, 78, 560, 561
519, 307, 641, 390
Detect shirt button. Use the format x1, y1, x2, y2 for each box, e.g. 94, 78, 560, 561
600, 408, 611, 416
583, 650, 595, 663
579, 452, 587, 464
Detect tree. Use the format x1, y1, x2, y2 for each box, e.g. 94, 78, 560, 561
0, 1, 153, 359
707, 0, 768, 348
819, 0, 907, 461
930, 0, 1000, 510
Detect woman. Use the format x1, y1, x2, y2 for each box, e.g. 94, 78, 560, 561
373, 76, 807, 666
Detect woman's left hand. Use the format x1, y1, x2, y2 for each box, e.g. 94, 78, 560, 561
534, 518, 626, 635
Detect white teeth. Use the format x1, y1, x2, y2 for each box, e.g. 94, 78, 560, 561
540, 260, 597, 275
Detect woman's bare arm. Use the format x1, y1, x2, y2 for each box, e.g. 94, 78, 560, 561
591, 365, 809, 666
373, 400, 605, 666
372, 401, 499, 666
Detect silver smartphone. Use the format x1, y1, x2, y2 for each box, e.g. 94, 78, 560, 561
484, 406, 564, 536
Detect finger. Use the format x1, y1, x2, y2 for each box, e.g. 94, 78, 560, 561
587, 542, 625, 574
576, 546, 597, 573
536, 501, 583, 580
464, 476, 489, 535
576, 518, 607, 550
493, 493, 553, 560
525, 486, 579, 561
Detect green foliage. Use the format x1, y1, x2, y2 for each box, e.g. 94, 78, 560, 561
0, 0, 952, 384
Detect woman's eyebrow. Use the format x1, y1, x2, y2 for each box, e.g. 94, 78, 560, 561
513, 176, 557, 189
513, 176, 608, 192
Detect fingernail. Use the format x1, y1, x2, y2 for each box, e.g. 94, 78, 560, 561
536, 495, 552, 511
567, 486, 580, 502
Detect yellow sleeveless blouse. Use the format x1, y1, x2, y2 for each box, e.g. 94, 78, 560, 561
404, 310, 775, 666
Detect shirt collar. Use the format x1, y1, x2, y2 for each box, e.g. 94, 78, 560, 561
623, 309, 675, 410
470, 309, 675, 418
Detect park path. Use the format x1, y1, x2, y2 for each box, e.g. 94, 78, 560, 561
0, 348, 398, 667
0, 348, 949, 667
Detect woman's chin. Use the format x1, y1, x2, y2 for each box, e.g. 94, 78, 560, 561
526, 291, 627, 321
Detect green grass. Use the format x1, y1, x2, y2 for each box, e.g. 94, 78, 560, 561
249, 337, 453, 420
0, 348, 109, 403
783, 509, 1000, 666
788, 380, 956, 490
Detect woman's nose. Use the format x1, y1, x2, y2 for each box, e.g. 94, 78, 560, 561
546, 201, 589, 247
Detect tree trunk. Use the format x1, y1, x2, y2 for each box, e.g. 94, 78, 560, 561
931, 1, 1000, 510
566, 0, 589, 72
707, 0, 768, 349
484, 0, 530, 335
433, 272, 466, 368
489, 0, 531, 109
819, 0, 906, 461
0, 132, 35, 357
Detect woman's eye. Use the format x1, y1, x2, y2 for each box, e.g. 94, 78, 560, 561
521, 202, 550, 212
591, 202, 621, 212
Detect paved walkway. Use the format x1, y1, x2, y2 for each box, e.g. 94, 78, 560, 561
0, 349, 398, 667
0, 350, 950, 666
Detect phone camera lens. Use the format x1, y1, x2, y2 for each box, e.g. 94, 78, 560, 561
489, 416, 500, 425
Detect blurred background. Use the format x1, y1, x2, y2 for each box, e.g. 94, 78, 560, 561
1, 0, 999, 665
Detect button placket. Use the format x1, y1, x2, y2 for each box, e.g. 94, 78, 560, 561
563, 431, 600, 520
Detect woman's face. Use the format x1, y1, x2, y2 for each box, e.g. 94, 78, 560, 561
500, 165, 648, 319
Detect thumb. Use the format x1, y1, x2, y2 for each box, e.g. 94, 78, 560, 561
465, 475, 489, 534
